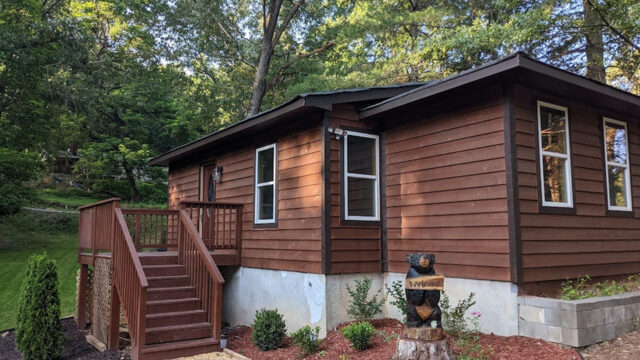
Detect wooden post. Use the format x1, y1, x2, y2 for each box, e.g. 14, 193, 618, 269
108, 284, 120, 351
76, 264, 89, 329
212, 282, 223, 344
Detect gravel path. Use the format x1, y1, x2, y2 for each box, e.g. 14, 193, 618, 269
580, 330, 640, 360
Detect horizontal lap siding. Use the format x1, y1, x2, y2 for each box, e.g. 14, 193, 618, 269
215, 127, 324, 273
515, 85, 640, 283
330, 104, 381, 273
385, 87, 510, 281
168, 163, 200, 208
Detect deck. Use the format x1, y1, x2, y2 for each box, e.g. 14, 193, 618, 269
75, 198, 243, 360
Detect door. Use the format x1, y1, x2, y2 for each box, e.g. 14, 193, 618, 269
201, 164, 216, 247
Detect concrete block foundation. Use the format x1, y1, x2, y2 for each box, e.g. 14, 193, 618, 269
518, 292, 640, 347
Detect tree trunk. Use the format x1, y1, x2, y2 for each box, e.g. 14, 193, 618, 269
247, 0, 283, 116
583, 0, 606, 83
122, 162, 140, 202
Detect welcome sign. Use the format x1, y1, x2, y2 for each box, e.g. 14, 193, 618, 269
405, 275, 445, 290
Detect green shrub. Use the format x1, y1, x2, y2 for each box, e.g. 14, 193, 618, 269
0, 148, 38, 215
440, 292, 476, 337
346, 277, 385, 321
251, 308, 287, 350
15, 253, 65, 360
342, 321, 375, 351
559, 274, 633, 300
291, 325, 321, 355
385, 280, 407, 324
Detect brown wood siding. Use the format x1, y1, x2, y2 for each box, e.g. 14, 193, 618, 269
212, 127, 324, 273
168, 162, 200, 208
384, 86, 510, 281
514, 84, 640, 283
329, 104, 382, 274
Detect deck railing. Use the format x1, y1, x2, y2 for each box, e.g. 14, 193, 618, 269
78, 198, 121, 262
121, 209, 179, 250
180, 201, 243, 253
112, 208, 148, 358
178, 209, 225, 343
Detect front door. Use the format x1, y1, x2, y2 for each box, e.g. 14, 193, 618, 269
201, 164, 216, 247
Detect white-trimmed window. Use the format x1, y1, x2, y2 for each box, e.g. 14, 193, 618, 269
537, 101, 573, 207
344, 131, 380, 221
254, 143, 276, 224
603, 118, 632, 211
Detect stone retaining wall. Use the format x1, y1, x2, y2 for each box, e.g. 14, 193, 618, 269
518, 292, 640, 347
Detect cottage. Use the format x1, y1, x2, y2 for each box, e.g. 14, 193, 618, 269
77, 53, 640, 359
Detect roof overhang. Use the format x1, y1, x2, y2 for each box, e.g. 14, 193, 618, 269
360, 53, 640, 119
149, 83, 425, 166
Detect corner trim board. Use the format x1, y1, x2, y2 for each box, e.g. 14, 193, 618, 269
503, 81, 522, 284
321, 111, 332, 274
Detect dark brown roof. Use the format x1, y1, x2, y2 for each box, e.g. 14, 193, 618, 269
359, 52, 640, 119
149, 83, 425, 166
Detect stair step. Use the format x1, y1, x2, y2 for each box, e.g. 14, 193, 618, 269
139, 253, 179, 266
145, 322, 212, 345
142, 338, 219, 360
146, 310, 207, 328
147, 275, 190, 288
146, 298, 201, 314
148, 286, 196, 301
143, 264, 186, 277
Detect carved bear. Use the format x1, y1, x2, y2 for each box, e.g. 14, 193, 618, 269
405, 253, 442, 328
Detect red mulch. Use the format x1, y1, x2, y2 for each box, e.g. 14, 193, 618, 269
226, 318, 582, 360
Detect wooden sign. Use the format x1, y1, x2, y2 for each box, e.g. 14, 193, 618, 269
405, 275, 445, 290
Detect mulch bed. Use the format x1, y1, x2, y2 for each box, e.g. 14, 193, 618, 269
227, 318, 582, 360
580, 329, 640, 360
0, 317, 129, 360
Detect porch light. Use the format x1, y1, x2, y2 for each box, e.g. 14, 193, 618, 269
328, 127, 348, 139
213, 166, 224, 182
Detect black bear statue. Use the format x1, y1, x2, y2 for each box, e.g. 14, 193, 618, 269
405, 253, 442, 328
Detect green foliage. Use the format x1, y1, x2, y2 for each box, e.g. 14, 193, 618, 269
0, 148, 39, 215
0, 212, 79, 330
291, 325, 322, 356
559, 274, 640, 300
385, 280, 407, 324
345, 277, 385, 321
251, 308, 287, 351
341, 321, 375, 351
15, 253, 65, 360
377, 329, 398, 343
440, 292, 476, 338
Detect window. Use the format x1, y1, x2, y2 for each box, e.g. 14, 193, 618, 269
537, 102, 573, 207
603, 118, 632, 211
254, 143, 276, 223
344, 131, 380, 221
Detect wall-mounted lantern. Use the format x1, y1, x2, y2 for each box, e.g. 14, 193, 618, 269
213, 166, 224, 182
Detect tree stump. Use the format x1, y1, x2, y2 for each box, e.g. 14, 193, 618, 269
391, 337, 452, 360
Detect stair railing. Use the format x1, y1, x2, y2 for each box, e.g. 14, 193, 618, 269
112, 207, 148, 358
178, 209, 225, 343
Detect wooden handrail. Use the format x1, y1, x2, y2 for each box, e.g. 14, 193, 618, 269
77, 197, 122, 210
179, 210, 225, 284
115, 208, 149, 288
180, 200, 243, 207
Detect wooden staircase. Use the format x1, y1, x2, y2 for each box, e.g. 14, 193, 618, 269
139, 253, 219, 359
76, 199, 242, 360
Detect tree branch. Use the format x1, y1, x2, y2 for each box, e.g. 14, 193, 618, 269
267, 41, 334, 89
587, 0, 640, 52
272, 0, 305, 49
212, 17, 255, 68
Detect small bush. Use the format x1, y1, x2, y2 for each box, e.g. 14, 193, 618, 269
440, 292, 476, 337
342, 321, 375, 351
291, 325, 321, 356
16, 253, 65, 360
346, 277, 385, 321
385, 280, 407, 324
251, 308, 287, 350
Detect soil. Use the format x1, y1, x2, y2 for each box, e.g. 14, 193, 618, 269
226, 318, 582, 360
580, 329, 640, 360
0, 317, 130, 360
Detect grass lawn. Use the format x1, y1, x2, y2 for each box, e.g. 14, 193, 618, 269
0, 211, 79, 331
32, 187, 108, 209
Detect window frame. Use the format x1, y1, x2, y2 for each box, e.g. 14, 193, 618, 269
254, 143, 277, 224
603, 117, 632, 212
537, 101, 574, 208
343, 130, 380, 221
